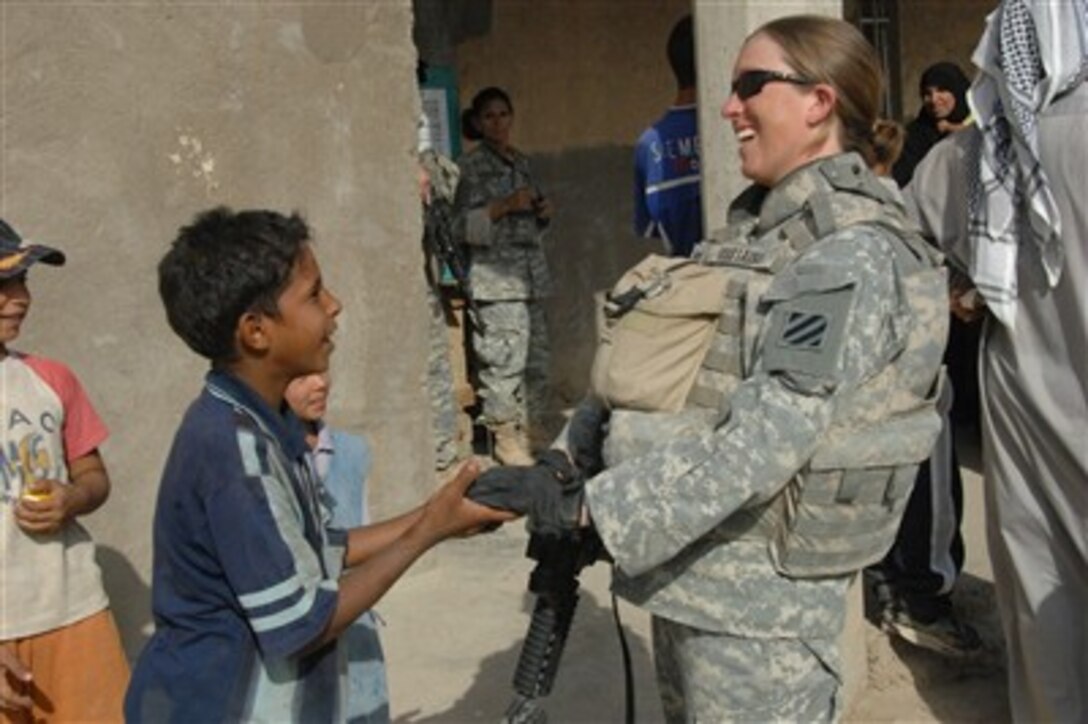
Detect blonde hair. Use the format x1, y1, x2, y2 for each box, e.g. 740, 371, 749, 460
755, 15, 883, 163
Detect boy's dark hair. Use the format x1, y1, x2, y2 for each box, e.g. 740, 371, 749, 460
159, 207, 310, 363
667, 15, 695, 90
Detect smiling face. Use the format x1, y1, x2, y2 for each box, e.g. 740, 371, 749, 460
721, 33, 841, 187
922, 86, 957, 120
262, 244, 342, 380
285, 371, 330, 423
476, 98, 514, 148
0, 273, 31, 350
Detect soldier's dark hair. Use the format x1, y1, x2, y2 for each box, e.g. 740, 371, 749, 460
461, 86, 513, 142
755, 15, 883, 164
158, 207, 310, 363
667, 15, 696, 89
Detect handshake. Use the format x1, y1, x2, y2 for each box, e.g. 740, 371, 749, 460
468, 450, 586, 537
467, 400, 609, 537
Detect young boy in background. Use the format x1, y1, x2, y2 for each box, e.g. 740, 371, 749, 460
0, 218, 129, 722
285, 371, 388, 723
125, 208, 508, 722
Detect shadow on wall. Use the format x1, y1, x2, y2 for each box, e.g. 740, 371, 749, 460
531, 145, 664, 408
393, 588, 665, 723
97, 545, 152, 661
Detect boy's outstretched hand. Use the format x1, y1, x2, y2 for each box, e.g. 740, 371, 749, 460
0, 643, 32, 713
420, 459, 517, 541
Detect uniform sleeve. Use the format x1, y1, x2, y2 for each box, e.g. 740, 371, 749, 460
455, 153, 495, 247
23, 355, 108, 461
463, 207, 494, 246
205, 428, 338, 659
585, 228, 910, 577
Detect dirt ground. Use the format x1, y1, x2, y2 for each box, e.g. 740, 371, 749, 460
380, 429, 1011, 723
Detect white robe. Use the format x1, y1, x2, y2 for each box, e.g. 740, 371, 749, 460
906, 83, 1088, 722
980, 83, 1088, 723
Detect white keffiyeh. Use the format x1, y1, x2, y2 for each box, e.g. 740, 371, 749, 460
967, 0, 1088, 328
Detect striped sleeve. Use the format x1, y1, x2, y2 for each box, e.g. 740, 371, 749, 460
207, 427, 338, 659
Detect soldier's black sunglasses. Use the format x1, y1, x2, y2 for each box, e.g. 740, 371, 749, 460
732, 70, 813, 100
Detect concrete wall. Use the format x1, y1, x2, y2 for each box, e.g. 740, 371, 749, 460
456, 1, 694, 154
895, 0, 995, 119
2, 2, 427, 657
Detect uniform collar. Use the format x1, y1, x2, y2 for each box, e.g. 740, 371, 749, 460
756, 157, 835, 232
204, 369, 310, 462
481, 140, 519, 166
755, 152, 877, 233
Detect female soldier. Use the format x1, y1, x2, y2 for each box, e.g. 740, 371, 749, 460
456, 87, 553, 466
471, 15, 948, 722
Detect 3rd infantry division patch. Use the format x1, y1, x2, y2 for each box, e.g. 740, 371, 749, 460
781, 311, 829, 349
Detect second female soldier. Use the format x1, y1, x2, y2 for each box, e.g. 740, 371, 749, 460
455, 87, 553, 466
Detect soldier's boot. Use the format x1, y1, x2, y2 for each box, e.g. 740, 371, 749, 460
491, 422, 535, 466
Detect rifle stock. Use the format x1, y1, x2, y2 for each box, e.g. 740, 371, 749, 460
424, 194, 485, 332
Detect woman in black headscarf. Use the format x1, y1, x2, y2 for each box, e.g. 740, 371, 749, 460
892, 61, 972, 187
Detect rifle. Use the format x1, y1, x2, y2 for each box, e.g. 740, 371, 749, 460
501, 529, 604, 724
484, 400, 629, 724
421, 152, 485, 332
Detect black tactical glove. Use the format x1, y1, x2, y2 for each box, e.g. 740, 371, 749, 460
566, 397, 611, 477
468, 450, 585, 537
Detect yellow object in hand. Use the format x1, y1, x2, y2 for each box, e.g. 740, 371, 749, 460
21, 490, 52, 502
21, 476, 52, 502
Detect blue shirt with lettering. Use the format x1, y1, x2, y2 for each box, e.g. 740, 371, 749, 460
634, 104, 703, 257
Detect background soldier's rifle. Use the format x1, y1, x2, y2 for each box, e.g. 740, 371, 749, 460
421, 150, 484, 332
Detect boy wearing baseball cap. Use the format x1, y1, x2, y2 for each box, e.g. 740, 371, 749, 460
0, 219, 128, 723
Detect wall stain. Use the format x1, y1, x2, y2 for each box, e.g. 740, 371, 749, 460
167, 129, 220, 196
300, 5, 371, 64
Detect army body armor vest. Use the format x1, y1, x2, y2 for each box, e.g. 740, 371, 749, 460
591, 155, 948, 578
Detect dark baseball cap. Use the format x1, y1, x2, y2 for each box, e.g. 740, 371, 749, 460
0, 218, 66, 279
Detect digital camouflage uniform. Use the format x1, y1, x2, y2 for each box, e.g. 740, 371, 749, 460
455, 142, 552, 431
582, 154, 948, 722
420, 149, 464, 469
